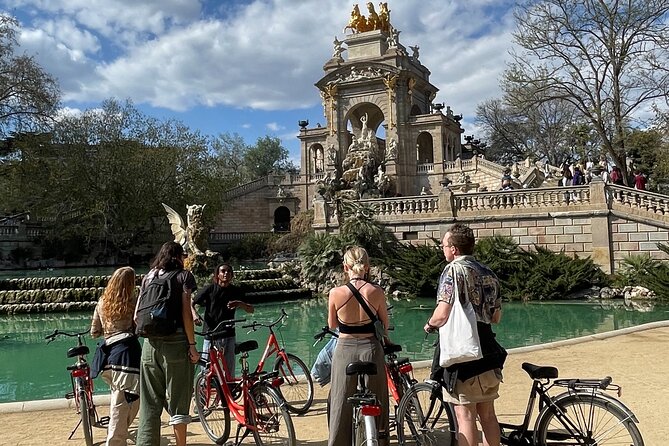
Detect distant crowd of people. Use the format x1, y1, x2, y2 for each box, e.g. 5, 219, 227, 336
556, 158, 647, 190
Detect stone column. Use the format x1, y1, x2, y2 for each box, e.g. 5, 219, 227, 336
589, 177, 613, 274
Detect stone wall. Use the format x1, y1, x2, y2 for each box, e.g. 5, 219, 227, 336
313, 180, 669, 274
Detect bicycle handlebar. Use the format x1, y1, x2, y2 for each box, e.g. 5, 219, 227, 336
44, 328, 90, 343
242, 308, 288, 332
195, 318, 246, 337
313, 326, 339, 346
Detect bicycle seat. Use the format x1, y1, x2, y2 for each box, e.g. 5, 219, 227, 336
235, 340, 259, 354
346, 361, 377, 376
383, 344, 402, 355
522, 362, 558, 379
67, 345, 90, 358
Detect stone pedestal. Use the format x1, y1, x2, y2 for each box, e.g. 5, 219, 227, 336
345, 30, 388, 61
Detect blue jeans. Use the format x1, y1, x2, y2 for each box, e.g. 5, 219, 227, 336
202, 336, 237, 378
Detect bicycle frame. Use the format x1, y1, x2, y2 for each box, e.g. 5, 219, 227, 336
203, 342, 261, 430
247, 309, 290, 374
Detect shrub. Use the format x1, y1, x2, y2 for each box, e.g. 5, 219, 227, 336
377, 239, 445, 297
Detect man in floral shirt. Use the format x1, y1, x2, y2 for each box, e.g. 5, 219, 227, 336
424, 223, 505, 446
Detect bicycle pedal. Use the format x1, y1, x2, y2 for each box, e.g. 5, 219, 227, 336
95, 416, 110, 428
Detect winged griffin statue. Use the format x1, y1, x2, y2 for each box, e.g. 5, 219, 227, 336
162, 203, 213, 257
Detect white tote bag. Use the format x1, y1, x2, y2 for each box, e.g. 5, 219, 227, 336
438, 263, 482, 368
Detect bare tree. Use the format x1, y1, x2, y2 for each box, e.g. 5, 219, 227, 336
0, 15, 60, 136
476, 96, 589, 166
506, 0, 669, 182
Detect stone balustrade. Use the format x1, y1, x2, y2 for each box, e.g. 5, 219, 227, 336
454, 186, 591, 215
312, 181, 669, 273
360, 195, 440, 216
223, 176, 269, 200
416, 163, 434, 174
609, 185, 669, 216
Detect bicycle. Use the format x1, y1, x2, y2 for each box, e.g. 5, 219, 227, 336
347, 361, 383, 446
45, 329, 109, 446
499, 362, 644, 446
195, 319, 296, 446
243, 309, 314, 414
313, 326, 416, 415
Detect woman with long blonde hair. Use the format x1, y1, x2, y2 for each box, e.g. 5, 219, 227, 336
91, 266, 142, 446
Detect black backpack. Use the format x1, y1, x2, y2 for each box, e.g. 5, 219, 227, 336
135, 270, 181, 337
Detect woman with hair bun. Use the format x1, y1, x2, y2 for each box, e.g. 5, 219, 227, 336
326, 246, 390, 446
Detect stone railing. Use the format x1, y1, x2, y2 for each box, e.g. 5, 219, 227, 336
222, 177, 269, 200
314, 180, 669, 228
608, 185, 669, 216
416, 163, 434, 174
312, 172, 326, 182
359, 196, 440, 216
454, 185, 591, 214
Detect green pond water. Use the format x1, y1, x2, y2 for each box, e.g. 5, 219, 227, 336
1, 297, 668, 403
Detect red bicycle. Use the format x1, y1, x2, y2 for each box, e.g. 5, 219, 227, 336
195, 319, 296, 446
243, 309, 314, 414
45, 329, 109, 446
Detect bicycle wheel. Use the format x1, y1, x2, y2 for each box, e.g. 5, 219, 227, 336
273, 352, 314, 414
195, 372, 231, 445
352, 408, 366, 446
251, 383, 296, 446
535, 394, 644, 445
396, 382, 457, 446
77, 386, 93, 446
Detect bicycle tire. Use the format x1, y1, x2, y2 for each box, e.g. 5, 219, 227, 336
535, 393, 644, 445
195, 372, 231, 445
77, 385, 93, 446
352, 407, 367, 446
273, 352, 314, 414
250, 383, 296, 446
396, 382, 457, 446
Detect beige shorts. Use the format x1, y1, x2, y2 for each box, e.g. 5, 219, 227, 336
444, 369, 502, 405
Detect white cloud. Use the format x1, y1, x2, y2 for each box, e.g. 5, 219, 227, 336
7, 0, 517, 124
266, 122, 283, 132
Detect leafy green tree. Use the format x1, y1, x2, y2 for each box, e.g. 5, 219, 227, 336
0, 15, 60, 138
5, 99, 235, 254
506, 0, 669, 183
243, 136, 297, 179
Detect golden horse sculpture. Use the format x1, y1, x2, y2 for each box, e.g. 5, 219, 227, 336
344, 2, 391, 34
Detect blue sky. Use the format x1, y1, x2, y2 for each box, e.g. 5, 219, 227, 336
3, 0, 517, 164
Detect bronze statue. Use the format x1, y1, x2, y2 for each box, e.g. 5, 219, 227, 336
378, 2, 390, 33
344, 4, 366, 34
366, 2, 380, 31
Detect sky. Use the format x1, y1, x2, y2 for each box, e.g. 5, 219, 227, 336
2, 0, 518, 164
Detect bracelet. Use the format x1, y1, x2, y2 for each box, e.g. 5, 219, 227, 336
188, 342, 196, 346
427, 322, 437, 329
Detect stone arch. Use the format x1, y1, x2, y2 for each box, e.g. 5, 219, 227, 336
410, 104, 422, 116
343, 102, 387, 152
416, 132, 434, 163
310, 143, 325, 173
273, 206, 291, 233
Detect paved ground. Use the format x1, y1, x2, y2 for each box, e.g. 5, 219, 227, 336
1, 322, 667, 445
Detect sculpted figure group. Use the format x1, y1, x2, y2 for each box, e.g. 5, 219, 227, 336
344, 2, 390, 34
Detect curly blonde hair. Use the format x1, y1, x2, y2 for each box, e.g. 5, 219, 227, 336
101, 266, 136, 330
